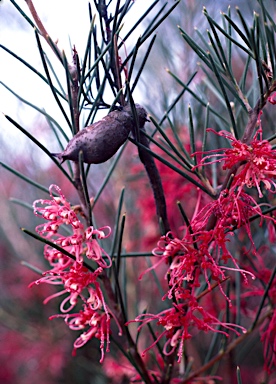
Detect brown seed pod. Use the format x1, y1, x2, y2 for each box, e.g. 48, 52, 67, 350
52, 104, 148, 164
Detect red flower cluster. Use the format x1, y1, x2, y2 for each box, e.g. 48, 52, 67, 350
130, 123, 276, 374
30, 185, 119, 362
194, 125, 276, 198
131, 294, 246, 363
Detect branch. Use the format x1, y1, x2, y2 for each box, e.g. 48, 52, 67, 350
100, 271, 153, 384
69, 49, 92, 225
25, 0, 63, 63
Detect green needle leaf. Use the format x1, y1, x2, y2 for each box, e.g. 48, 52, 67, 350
3, 114, 73, 183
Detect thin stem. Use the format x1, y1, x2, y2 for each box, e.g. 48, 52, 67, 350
25, 0, 63, 62
100, 270, 153, 384
250, 264, 276, 330
68, 48, 91, 225
113, 34, 125, 106
21, 228, 94, 272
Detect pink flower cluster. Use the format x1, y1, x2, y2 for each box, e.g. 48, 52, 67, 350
194, 124, 276, 198
132, 219, 250, 362
130, 123, 276, 371
30, 185, 118, 362
131, 293, 246, 363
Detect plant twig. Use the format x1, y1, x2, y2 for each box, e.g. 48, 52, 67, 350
25, 0, 63, 62
68, 49, 91, 224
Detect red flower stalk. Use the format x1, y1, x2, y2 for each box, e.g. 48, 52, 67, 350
134, 184, 262, 365
30, 185, 118, 361
34, 184, 83, 234
129, 297, 246, 363
147, 188, 258, 300
51, 304, 111, 363
33, 184, 111, 266
29, 264, 104, 311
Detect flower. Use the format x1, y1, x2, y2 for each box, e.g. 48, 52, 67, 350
193, 127, 276, 197
85, 226, 112, 268
30, 185, 116, 361
102, 356, 136, 383
51, 304, 111, 363
29, 263, 103, 311
33, 184, 83, 236
268, 92, 276, 105
146, 188, 257, 299
129, 299, 246, 363
33, 185, 111, 266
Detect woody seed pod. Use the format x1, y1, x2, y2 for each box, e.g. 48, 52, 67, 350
52, 104, 148, 164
